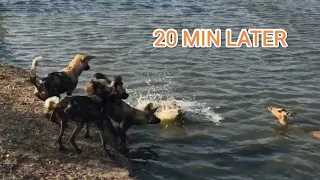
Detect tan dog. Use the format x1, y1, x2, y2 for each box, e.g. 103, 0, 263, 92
136, 100, 184, 122
268, 106, 295, 126
30, 54, 95, 101
156, 100, 184, 122
163, 101, 181, 110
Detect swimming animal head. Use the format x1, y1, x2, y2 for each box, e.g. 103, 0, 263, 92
136, 100, 184, 122
268, 106, 295, 126
156, 100, 183, 122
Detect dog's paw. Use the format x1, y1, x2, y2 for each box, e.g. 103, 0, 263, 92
84, 134, 92, 139
118, 143, 129, 154
58, 146, 68, 152
75, 148, 82, 154
103, 147, 117, 158
119, 147, 129, 154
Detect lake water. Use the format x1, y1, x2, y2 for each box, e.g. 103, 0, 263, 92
1, 0, 320, 179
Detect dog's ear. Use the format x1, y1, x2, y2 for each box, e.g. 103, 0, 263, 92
83, 55, 95, 61
151, 106, 159, 113
113, 75, 123, 83
144, 103, 153, 111
286, 111, 295, 116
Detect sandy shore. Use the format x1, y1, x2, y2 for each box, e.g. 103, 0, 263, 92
0, 63, 133, 179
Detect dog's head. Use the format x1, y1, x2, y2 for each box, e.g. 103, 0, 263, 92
110, 75, 129, 100
85, 73, 129, 100
164, 100, 181, 110
134, 102, 161, 125
268, 106, 295, 126
69, 54, 95, 74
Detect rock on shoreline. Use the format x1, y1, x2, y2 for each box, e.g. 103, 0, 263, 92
0, 63, 133, 180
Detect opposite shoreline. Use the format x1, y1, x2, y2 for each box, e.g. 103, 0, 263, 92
0, 63, 133, 179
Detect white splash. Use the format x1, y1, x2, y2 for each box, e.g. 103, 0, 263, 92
126, 89, 223, 124
124, 70, 223, 124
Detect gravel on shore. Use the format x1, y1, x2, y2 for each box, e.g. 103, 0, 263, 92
0, 63, 134, 180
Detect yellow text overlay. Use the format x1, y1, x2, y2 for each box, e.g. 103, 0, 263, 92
153, 29, 288, 48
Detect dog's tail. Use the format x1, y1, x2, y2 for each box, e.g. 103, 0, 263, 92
29, 56, 43, 90
44, 96, 60, 111
44, 96, 62, 126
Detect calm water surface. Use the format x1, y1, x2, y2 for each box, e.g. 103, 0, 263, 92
1, 0, 320, 179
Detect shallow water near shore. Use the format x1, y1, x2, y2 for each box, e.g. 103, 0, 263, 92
1, 0, 320, 179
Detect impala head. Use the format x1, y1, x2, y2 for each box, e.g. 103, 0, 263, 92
268, 106, 295, 126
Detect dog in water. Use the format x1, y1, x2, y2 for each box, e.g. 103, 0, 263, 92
43, 85, 119, 154
137, 100, 184, 122
84, 75, 160, 146
103, 100, 161, 147
268, 106, 295, 126
83, 73, 129, 138
30, 54, 95, 101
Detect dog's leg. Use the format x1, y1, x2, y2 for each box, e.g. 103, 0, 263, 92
47, 97, 71, 128
34, 90, 46, 101
48, 109, 69, 128
49, 109, 61, 126
118, 122, 127, 145
95, 119, 108, 151
103, 117, 119, 149
117, 120, 131, 154
69, 121, 85, 153
57, 116, 68, 151
66, 85, 74, 96
95, 118, 119, 157
118, 119, 132, 148
66, 79, 78, 96
84, 123, 92, 139
66, 91, 73, 96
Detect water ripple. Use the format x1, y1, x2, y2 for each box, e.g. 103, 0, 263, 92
1, 0, 320, 179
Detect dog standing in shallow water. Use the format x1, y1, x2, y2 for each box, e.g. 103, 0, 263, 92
83, 73, 129, 138
84, 74, 161, 146
106, 100, 161, 146
30, 54, 95, 101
